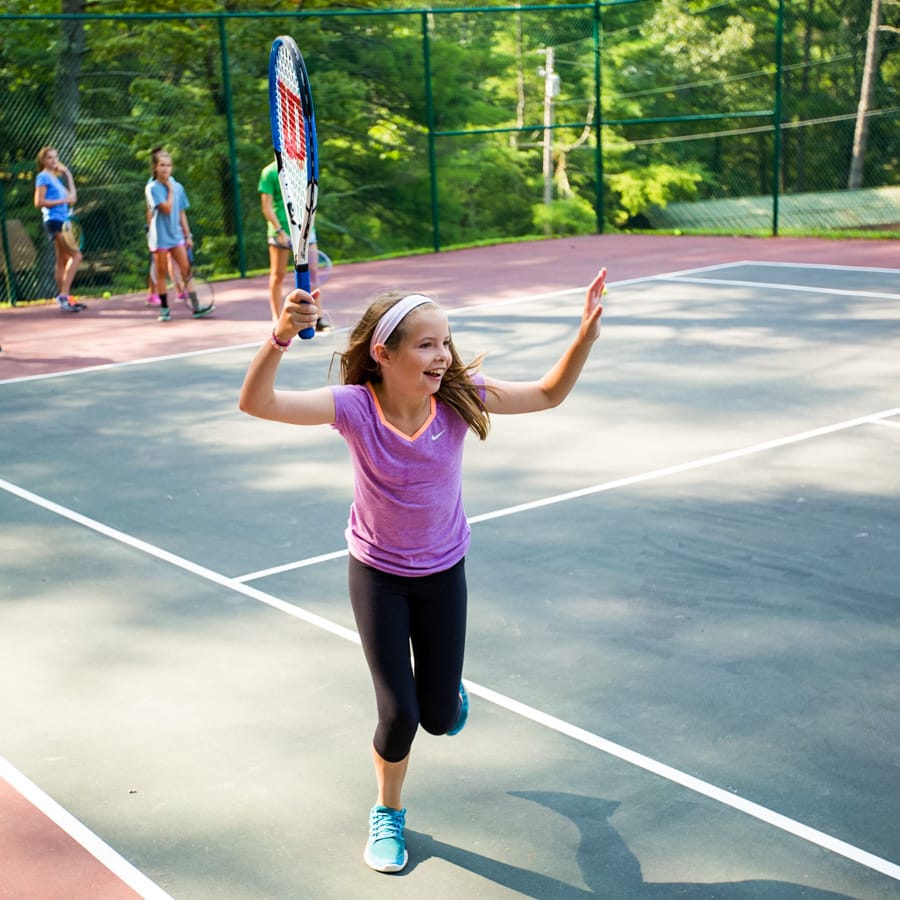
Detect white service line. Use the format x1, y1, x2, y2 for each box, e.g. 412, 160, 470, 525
661, 274, 900, 302
234, 406, 900, 582
0, 262, 745, 387
0, 340, 264, 385
235, 549, 349, 583
0, 478, 358, 646
468, 406, 900, 525
737, 260, 900, 275
0, 755, 175, 900
4, 406, 900, 881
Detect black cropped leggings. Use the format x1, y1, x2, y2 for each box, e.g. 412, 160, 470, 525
348, 554, 467, 763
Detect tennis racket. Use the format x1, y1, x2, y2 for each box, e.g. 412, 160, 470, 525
316, 248, 333, 286
269, 34, 318, 339
60, 217, 83, 252
178, 248, 215, 317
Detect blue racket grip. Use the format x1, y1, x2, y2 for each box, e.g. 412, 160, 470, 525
296, 268, 315, 339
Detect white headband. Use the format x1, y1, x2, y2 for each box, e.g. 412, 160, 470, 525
369, 294, 434, 361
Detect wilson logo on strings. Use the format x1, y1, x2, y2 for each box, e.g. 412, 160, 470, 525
278, 82, 307, 162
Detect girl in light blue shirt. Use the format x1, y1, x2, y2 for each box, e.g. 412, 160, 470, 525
144, 148, 213, 321
33, 146, 84, 312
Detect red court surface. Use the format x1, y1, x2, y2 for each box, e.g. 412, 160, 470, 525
1, 233, 897, 379
0, 778, 141, 900
1, 233, 897, 898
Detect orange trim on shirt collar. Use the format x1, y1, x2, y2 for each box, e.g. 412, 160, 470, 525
366, 383, 436, 442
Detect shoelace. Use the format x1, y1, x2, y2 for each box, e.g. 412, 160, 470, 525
370, 808, 405, 841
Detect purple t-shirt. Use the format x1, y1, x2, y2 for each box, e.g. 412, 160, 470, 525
330, 379, 483, 577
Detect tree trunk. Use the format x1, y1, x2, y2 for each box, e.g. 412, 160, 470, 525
794, 0, 815, 192
847, 0, 881, 189
52, 0, 86, 161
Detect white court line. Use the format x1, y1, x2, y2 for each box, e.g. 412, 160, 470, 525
0, 755, 174, 900
738, 259, 900, 275
468, 406, 900, 525
0, 340, 265, 385
235, 406, 900, 582
0, 477, 359, 646
661, 275, 900, 302
235, 549, 349, 583
4, 407, 900, 881
0, 260, 833, 387
19, 260, 886, 390
4, 259, 896, 386
0, 285, 581, 386
466, 681, 900, 882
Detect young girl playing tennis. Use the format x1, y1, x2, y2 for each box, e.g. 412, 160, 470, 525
239, 269, 606, 874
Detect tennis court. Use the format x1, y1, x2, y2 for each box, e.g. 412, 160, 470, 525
1, 236, 898, 899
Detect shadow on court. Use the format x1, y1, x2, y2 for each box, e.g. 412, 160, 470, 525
2, 250, 898, 898
406, 792, 858, 899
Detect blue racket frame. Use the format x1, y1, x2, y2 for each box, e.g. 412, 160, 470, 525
269, 35, 319, 339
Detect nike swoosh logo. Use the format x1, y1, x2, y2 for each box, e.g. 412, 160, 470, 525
431, 430, 446, 441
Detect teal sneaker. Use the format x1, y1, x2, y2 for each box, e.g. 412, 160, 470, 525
191, 301, 215, 318
447, 680, 468, 735
158, 307, 172, 322
364, 805, 407, 873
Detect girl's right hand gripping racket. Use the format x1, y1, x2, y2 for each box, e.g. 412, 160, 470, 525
269, 35, 319, 339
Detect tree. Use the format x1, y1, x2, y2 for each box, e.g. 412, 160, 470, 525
848, 0, 899, 187
848, 0, 882, 187
52, 0, 86, 162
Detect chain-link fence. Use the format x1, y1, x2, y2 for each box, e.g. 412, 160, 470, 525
1, 2, 897, 304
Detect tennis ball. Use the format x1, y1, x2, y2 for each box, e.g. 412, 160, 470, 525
102, 291, 111, 299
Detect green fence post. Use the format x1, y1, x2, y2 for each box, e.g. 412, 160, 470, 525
421, 11, 440, 253
594, 0, 604, 234
219, 14, 246, 276
772, 0, 785, 236
0, 182, 18, 305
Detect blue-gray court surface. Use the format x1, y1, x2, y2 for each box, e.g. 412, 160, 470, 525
1, 258, 899, 899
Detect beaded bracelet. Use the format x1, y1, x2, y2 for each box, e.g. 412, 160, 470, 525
270, 330, 293, 352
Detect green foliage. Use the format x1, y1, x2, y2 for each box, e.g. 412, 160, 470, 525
532, 195, 597, 236
1, 1, 897, 302
607, 164, 706, 226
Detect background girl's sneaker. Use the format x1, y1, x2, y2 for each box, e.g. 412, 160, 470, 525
57, 295, 83, 313
191, 302, 215, 318
186, 291, 215, 317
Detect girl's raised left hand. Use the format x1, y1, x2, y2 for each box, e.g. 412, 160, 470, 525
581, 267, 606, 342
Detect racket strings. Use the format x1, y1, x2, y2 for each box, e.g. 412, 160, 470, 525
273, 46, 312, 253
274, 54, 307, 165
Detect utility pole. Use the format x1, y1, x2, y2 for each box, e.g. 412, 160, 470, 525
540, 48, 561, 220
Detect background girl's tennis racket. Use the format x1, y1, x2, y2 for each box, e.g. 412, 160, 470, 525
269, 35, 318, 339
316, 248, 333, 286
61, 217, 83, 252
178, 248, 215, 316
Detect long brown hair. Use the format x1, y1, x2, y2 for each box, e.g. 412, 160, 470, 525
338, 290, 493, 441
36, 146, 57, 171
149, 145, 170, 178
